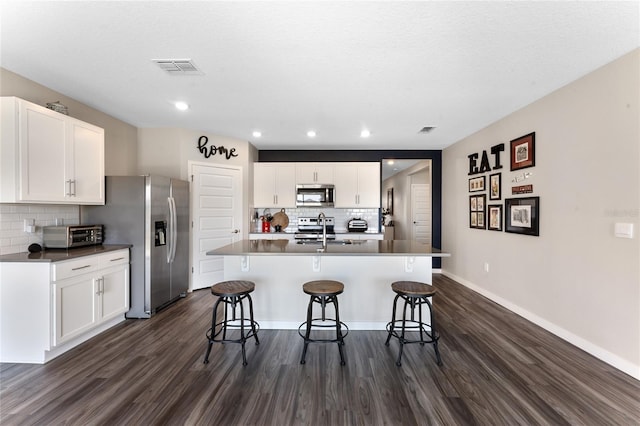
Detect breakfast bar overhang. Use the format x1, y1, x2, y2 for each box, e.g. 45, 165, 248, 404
207, 240, 450, 330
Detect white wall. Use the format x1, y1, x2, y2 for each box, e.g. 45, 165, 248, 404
137, 127, 257, 230
442, 49, 640, 379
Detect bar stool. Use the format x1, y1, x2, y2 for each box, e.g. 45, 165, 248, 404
203, 280, 260, 366
298, 280, 348, 365
385, 280, 442, 367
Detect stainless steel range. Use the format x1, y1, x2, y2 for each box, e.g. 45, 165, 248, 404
295, 216, 336, 241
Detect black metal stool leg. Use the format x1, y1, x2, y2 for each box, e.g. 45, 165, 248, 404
247, 293, 260, 345
333, 295, 346, 365
204, 296, 223, 364
300, 295, 314, 364
396, 296, 410, 366
418, 297, 425, 346
427, 298, 443, 366
385, 294, 401, 346
239, 296, 247, 366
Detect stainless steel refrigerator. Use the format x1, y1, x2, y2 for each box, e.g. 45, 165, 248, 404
81, 175, 190, 318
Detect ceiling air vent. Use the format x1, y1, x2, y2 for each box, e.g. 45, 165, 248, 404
418, 126, 436, 134
152, 59, 203, 75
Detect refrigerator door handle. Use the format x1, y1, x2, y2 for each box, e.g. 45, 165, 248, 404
168, 196, 178, 263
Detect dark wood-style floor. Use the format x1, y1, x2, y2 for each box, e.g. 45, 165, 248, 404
1, 274, 639, 425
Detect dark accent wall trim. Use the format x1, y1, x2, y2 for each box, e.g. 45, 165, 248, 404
258, 150, 443, 268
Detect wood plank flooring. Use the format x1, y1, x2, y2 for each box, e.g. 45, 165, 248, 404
1, 274, 639, 425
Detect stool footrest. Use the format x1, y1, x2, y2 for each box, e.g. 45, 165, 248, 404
297, 319, 349, 343
207, 319, 260, 344
386, 320, 438, 344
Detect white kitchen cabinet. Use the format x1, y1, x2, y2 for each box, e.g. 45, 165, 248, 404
295, 163, 334, 184
253, 163, 296, 208
0, 248, 129, 363
334, 162, 380, 208
0, 96, 105, 205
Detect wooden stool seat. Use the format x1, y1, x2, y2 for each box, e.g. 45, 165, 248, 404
391, 281, 436, 297
385, 280, 442, 367
211, 280, 255, 297
303, 280, 344, 296
204, 280, 259, 366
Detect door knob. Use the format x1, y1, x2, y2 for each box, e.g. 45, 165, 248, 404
232, 229, 240, 233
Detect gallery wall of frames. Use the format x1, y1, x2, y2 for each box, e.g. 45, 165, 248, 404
467, 132, 539, 236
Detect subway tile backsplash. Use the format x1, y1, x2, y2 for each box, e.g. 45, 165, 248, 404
252, 207, 380, 233
0, 204, 79, 255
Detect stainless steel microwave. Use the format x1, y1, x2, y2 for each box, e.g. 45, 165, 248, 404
296, 184, 335, 207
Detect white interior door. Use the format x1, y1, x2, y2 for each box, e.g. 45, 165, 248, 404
191, 163, 243, 290
410, 183, 431, 244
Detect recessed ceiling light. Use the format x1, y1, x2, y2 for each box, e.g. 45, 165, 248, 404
307, 130, 316, 138
252, 131, 262, 138
360, 129, 371, 138
387, 160, 395, 165
175, 101, 189, 111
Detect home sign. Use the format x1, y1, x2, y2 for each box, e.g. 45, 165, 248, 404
197, 136, 239, 160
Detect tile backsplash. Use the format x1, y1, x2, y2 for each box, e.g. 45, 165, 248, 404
252, 207, 380, 233
0, 204, 79, 255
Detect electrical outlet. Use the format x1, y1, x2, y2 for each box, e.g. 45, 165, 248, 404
484, 262, 490, 273
23, 218, 36, 233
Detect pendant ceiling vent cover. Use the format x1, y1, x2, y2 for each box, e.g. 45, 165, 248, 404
152, 59, 203, 75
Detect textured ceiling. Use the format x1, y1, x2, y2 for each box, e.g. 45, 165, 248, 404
1, 1, 638, 150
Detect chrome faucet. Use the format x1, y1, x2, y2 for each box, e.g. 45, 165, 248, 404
318, 212, 327, 250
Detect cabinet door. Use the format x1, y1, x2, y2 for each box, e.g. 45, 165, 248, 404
333, 163, 359, 207
254, 163, 276, 207
254, 163, 295, 208
355, 163, 381, 208
313, 163, 334, 184
53, 275, 98, 346
295, 163, 334, 184
19, 101, 68, 202
274, 164, 295, 207
68, 118, 105, 204
99, 264, 129, 322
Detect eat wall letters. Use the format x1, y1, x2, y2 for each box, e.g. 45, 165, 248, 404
468, 143, 505, 175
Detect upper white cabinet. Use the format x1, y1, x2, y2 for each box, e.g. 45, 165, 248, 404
334, 162, 380, 208
253, 163, 296, 208
295, 163, 334, 184
0, 97, 105, 205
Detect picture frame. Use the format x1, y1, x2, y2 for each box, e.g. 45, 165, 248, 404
487, 204, 502, 231
510, 132, 535, 171
489, 173, 501, 200
505, 197, 539, 236
468, 176, 486, 192
469, 194, 486, 229
386, 188, 394, 214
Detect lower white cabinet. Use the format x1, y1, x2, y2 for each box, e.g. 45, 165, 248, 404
0, 248, 129, 363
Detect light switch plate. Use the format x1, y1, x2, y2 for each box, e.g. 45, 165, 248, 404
614, 223, 634, 239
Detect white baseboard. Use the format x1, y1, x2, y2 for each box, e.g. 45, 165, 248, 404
441, 270, 640, 381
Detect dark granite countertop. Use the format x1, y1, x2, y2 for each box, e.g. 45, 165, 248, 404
0, 244, 132, 263
208, 239, 449, 257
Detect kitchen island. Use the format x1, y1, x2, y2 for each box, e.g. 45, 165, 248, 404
207, 239, 450, 330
